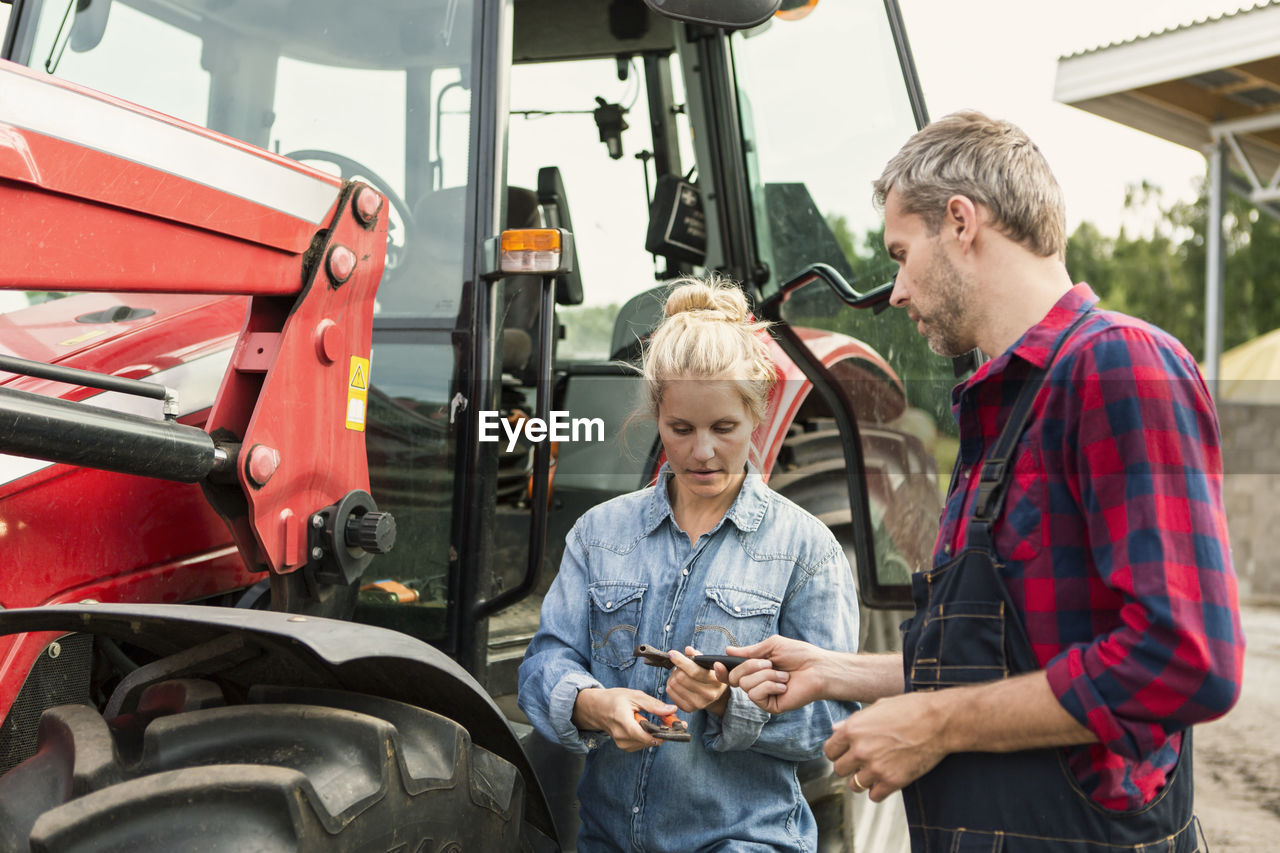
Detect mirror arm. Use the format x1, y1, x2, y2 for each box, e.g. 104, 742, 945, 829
757, 262, 893, 322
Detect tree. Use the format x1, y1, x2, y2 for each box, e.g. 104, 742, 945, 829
557, 303, 620, 360
1066, 180, 1280, 357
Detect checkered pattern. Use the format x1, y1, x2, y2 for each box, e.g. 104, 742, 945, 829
938, 284, 1244, 810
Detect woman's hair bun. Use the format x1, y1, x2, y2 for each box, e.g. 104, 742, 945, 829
637, 274, 775, 427
663, 277, 750, 324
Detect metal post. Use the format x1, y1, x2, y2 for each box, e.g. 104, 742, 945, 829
1204, 139, 1227, 400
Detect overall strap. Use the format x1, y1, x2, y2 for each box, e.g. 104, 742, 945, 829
972, 310, 1093, 524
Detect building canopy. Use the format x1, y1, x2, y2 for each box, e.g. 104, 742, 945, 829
1054, 1, 1280, 392
1055, 1, 1280, 204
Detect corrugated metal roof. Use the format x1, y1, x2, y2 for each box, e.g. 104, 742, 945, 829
1061, 1, 1280, 60
1053, 0, 1280, 202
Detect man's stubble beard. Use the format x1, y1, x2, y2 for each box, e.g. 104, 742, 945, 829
919, 245, 977, 358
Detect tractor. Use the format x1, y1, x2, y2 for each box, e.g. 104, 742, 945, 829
0, 0, 959, 848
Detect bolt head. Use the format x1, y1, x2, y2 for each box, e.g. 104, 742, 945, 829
247, 445, 281, 487
354, 187, 383, 225
327, 245, 358, 285
311, 546, 325, 561
314, 319, 344, 364
311, 514, 325, 529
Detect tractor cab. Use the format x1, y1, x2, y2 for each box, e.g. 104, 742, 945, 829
3, 2, 960, 845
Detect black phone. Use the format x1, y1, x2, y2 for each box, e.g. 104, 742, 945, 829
692, 654, 749, 672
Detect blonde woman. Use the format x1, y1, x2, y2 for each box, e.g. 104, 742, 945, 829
518, 276, 860, 852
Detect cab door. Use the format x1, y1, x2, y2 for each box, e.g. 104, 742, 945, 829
694, 2, 957, 613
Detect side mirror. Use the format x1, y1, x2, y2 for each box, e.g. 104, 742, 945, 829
71, 0, 113, 53
640, 0, 782, 30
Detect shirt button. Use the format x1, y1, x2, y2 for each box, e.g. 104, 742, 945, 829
665, 624, 671, 632
682, 568, 689, 576
605, 601, 612, 608
632, 806, 640, 814
943, 545, 952, 555
734, 606, 741, 613
963, 468, 971, 478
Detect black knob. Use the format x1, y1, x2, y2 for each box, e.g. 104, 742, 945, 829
345, 511, 396, 554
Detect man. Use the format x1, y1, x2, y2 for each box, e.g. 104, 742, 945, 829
722, 111, 1244, 851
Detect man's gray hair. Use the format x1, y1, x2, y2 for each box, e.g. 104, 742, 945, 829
873, 111, 1067, 258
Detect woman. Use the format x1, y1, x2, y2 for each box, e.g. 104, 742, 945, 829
517, 276, 860, 852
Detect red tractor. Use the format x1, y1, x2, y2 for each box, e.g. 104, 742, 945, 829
0, 0, 956, 848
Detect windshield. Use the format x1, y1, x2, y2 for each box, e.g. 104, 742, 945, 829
8, 0, 477, 319
6, 0, 481, 644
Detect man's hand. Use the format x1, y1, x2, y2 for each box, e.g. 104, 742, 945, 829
571, 687, 678, 751
717, 635, 835, 713
666, 647, 729, 716
823, 691, 948, 802
822, 672, 1096, 801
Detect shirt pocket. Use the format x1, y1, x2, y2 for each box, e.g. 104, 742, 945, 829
692, 586, 781, 651
588, 581, 646, 669
907, 601, 1008, 689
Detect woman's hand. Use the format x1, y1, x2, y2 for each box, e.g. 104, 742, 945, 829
571, 687, 678, 751
666, 646, 730, 716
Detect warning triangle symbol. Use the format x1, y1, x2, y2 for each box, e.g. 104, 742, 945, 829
350, 363, 368, 390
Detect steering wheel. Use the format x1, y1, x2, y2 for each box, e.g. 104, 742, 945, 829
285, 149, 415, 280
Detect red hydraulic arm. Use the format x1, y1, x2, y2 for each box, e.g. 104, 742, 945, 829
0, 59, 392, 598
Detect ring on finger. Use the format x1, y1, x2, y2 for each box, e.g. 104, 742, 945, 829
852, 771, 867, 792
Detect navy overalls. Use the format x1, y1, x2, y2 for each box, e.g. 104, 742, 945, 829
899, 314, 1200, 852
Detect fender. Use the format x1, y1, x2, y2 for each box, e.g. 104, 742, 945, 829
761, 325, 906, 478
0, 602, 557, 844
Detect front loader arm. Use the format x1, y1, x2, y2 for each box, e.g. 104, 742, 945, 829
0, 59, 391, 607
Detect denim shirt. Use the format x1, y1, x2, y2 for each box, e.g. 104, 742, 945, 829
518, 465, 861, 853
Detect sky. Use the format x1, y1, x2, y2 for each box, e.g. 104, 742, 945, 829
0, 0, 1266, 315
894, 0, 1260, 235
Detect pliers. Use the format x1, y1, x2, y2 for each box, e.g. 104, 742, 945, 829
632, 709, 690, 741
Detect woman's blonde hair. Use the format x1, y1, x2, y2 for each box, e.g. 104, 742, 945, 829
640, 275, 776, 423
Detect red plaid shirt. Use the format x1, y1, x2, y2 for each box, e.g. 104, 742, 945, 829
937, 284, 1244, 810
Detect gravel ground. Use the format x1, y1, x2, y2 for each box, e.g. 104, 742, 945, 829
1194, 603, 1280, 851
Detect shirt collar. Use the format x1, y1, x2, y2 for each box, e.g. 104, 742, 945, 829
1006, 282, 1098, 369
644, 462, 770, 536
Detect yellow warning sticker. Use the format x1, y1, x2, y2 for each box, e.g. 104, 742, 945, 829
346, 356, 370, 431
58, 330, 107, 347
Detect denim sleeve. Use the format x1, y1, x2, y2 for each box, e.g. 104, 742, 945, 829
702, 540, 861, 760
517, 525, 605, 755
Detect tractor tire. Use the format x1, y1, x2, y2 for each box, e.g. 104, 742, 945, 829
0, 680, 538, 853
773, 431, 912, 853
